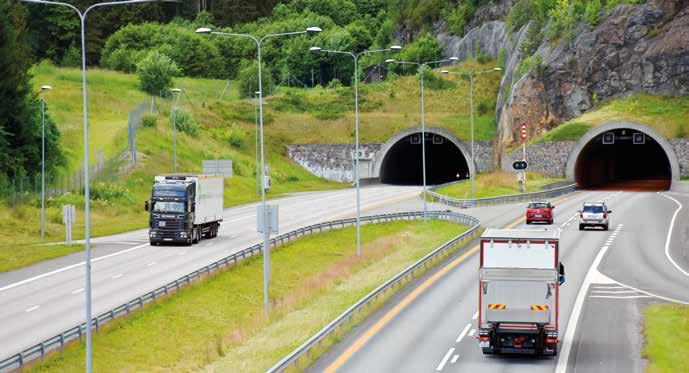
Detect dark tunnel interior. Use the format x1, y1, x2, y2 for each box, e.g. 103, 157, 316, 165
380, 133, 470, 185
575, 128, 671, 190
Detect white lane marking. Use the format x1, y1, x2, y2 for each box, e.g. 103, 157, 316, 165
590, 290, 639, 294
436, 348, 455, 371
205, 242, 214, 247
177, 251, 186, 256
230, 234, 238, 239
147, 262, 156, 267
112, 273, 123, 279
472, 311, 478, 320
450, 355, 459, 364
0, 242, 149, 293
220, 215, 253, 225
71, 288, 84, 294
589, 295, 652, 299
455, 323, 472, 342
608, 279, 689, 305
590, 285, 626, 289
555, 224, 621, 373
468, 329, 476, 337
25, 305, 40, 312
657, 192, 688, 276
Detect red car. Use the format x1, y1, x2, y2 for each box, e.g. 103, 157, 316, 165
526, 201, 554, 224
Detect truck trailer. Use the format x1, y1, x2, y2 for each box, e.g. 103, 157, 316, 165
145, 174, 224, 245
477, 229, 565, 356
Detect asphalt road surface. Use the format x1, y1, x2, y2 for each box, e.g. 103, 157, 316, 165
310, 189, 689, 373
0, 185, 421, 359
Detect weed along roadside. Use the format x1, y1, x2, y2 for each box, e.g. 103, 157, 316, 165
643, 304, 689, 372
29, 218, 472, 372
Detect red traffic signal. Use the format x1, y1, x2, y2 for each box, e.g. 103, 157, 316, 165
519, 121, 527, 141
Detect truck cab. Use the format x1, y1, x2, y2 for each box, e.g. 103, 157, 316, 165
478, 229, 563, 356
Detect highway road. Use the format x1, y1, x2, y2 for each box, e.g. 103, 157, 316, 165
309, 189, 689, 373
0, 185, 421, 360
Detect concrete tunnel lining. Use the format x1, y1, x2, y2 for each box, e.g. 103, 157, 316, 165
372, 126, 476, 185
565, 121, 680, 185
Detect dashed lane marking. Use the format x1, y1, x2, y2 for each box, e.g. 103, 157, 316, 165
71, 288, 84, 294
435, 348, 455, 371
455, 323, 472, 342
25, 306, 40, 312
112, 273, 123, 279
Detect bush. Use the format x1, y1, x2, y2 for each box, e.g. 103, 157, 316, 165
476, 50, 491, 65
237, 61, 274, 99
90, 183, 135, 203
103, 47, 146, 73
141, 114, 157, 128
585, 0, 602, 27
226, 129, 246, 149
172, 110, 198, 137
60, 43, 80, 68
477, 101, 490, 115
137, 51, 181, 96
422, 68, 455, 91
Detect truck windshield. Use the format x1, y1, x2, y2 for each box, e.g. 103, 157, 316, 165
153, 201, 185, 213
583, 205, 604, 213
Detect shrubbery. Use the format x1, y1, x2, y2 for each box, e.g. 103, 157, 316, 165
173, 109, 199, 137
142, 114, 158, 128
137, 51, 181, 96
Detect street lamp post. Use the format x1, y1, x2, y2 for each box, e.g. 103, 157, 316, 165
40, 85, 52, 239
441, 67, 502, 197
171, 88, 182, 174
254, 91, 261, 197
21, 1, 173, 371
196, 26, 322, 315
309, 45, 402, 257
386, 57, 458, 221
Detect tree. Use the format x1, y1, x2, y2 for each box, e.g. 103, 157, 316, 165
136, 51, 181, 96
237, 60, 274, 99
0, 0, 63, 178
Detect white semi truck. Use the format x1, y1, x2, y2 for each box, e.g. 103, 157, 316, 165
477, 229, 565, 356
145, 174, 224, 245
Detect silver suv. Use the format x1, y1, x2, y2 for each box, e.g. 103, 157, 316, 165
578, 202, 612, 231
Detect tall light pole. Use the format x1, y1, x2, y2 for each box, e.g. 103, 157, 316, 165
171, 88, 182, 174
196, 26, 322, 315
309, 45, 402, 257
386, 57, 459, 221
40, 85, 52, 239
441, 67, 502, 197
254, 90, 261, 197
21, 1, 173, 371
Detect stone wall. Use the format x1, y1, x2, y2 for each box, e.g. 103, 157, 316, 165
474, 141, 495, 173
287, 144, 381, 183
671, 138, 689, 177
501, 141, 576, 177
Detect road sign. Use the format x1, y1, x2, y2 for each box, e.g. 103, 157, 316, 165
257, 204, 279, 234
520, 121, 527, 141
602, 132, 615, 144
633, 132, 645, 144
512, 160, 528, 170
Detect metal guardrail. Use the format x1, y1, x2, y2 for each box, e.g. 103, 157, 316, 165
267, 211, 481, 373
0, 210, 476, 372
427, 183, 577, 208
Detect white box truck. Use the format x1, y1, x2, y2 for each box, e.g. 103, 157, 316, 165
145, 174, 224, 245
477, 229, 565, 356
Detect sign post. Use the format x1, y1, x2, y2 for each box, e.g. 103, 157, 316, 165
257, 204, 278, 286
519, 121, 528, 192
62, 204, 76, 245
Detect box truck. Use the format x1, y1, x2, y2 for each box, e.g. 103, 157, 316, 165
477, 229, 565, 356
145, 174, 224, 245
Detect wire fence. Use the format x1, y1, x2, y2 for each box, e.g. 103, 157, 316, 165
267, 211, 481, 373
0, 210, 477, 372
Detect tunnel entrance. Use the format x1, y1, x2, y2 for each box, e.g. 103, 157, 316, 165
574, 128, 672, 190
379, 132, 470, 185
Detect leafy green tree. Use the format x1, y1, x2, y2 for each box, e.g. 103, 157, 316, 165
136, 51, 181, 96
398, 32, 443, 65
0, 0, 63, 178
237, 60, 274, 99
585, 0, 602, 26
60, 42, 81, 67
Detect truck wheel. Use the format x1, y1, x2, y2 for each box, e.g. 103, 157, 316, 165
193, 228, 200, 244
548, 219, 553, 225
579, 224, 584, 231
603, 224, 609, 231
212, 224, 218, 238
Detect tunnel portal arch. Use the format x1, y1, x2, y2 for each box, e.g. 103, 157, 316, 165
373, 126, 475, 185
565, 121, 680, 189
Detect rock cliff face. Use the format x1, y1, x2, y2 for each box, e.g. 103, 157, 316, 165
499, 0, 689, 148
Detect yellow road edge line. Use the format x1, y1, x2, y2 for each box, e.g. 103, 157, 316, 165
323, 192, 581, 373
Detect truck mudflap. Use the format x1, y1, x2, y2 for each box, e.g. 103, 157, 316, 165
479, 326, 558, 356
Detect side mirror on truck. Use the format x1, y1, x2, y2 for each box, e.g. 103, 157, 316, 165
559, 262, 566, 285
145, 200, 150, 212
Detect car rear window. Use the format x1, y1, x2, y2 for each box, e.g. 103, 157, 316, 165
528, 203, 549, 209
583, 205, 604, 213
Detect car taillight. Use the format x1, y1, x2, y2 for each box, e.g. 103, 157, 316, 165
546, 337, 558, 344
579, 212, 583, 218
479, 336, 490, 342
603, 213, 607, 219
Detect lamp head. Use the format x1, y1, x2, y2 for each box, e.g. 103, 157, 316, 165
390, 45, 402, 52
171, 88, 182, 93
195, 27, 212, 34
41, 85, 52, 91
309, 47, 322, 53
440, 70, 449, 74
449, 56, 459, 62
306, 27, 323, 34
385, 59, 396, 64
493, 67, 503, 71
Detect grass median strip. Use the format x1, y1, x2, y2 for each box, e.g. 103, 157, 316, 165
643, 304, 689, 373
433, 171, 563, 200
32, 219, 468, 372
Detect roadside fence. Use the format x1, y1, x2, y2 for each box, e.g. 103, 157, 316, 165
0, 210, 478, 372
427, 183, 578, 208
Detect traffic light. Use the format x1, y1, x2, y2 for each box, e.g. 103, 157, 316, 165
512, 160, 528, 170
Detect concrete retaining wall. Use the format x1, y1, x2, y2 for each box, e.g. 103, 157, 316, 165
671, 139, 689, 178
287, 144, 381, 183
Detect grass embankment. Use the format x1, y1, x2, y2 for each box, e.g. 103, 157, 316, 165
433, 171, 563, 199
32, 219, 468, 372
535, 94, 689, 142
0, 244, 84, 273
643, 304, 689, 373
